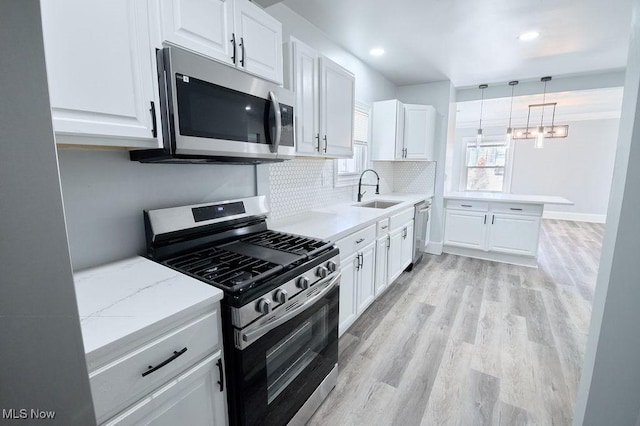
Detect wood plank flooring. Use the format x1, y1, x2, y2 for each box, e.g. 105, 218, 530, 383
308, 220, 604, 426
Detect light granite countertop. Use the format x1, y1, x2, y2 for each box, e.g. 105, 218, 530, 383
74, 256, 223, 367
444, 192, 573, 205
269, 193, 432, 242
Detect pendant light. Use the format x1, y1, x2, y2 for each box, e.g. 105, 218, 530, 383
535, 76, 552, 149
476, 84, 488, 148
505, 80, 519, 148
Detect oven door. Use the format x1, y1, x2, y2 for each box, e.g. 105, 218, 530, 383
229, 274, 339, 426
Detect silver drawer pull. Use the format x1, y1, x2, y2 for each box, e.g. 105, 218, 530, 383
461, 204, 473, 207
355, 238, 365, 244
510, 208, 523, 211
381, 225, 388, 230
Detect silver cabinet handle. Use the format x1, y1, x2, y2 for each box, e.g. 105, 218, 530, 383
240, 273, 341, 347
355, 238, 365, 244
381, 225, 388, 229
230, 33, 237, 64
510, 208, 523, 211
315, 133, 320, 151
386, 235, 391, 248
239, 36, 245, 67
323, 135, 328, 153
268, 91, 281, 153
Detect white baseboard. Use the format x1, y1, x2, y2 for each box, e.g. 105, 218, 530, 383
425, 241, 443, 255
543, 211, 606, 224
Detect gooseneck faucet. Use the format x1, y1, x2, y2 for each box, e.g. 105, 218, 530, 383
357, 169, 380, 202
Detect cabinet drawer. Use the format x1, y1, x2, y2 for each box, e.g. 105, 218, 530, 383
489, 202, 543, 216
389, 208, 414, 231
446, 199, 489, 212
377, 218, 390, 236
336, 224, 376, 259
90, 309, 221, 423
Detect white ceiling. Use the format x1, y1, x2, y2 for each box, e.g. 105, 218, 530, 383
455, 87, 624, 128
280, 0, 634, 87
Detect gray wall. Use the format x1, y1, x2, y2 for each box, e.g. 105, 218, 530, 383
574, 0, 640, 423
397, 81, 456, 253
0, 1, 95, 424
452, 118, 619, 221
58, 149, 256, 271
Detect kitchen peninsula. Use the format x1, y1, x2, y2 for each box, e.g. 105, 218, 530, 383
443, 192, 573, 267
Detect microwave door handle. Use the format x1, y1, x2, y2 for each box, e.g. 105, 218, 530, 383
268, 91, 282, 153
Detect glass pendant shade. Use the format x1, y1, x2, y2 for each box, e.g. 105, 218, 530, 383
505, 127, 513, 148
534, 125, 545, 149
476, 128, 483, 148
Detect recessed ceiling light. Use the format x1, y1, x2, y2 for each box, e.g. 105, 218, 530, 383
370, 48, 385, 56
519, 31, 540, 41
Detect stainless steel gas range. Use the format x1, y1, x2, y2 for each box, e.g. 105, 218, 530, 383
143, 196, 339, 425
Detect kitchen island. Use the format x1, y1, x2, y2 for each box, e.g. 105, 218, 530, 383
443, 192, 573, 267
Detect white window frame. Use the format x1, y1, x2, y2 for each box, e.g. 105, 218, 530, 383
460, 136, 515, 193
334, 100, 371, 187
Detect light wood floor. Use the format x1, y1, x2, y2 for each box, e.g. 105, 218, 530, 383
308, 220, 604, 426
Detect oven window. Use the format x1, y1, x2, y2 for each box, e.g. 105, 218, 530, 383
266, 305, 328, 404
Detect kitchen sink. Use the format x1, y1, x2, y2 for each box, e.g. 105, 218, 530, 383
354, 200, 402, 209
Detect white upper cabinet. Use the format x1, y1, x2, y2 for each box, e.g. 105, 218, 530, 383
286, 39, 320, 155
403, 104, 436, 160
158, 0, 283, 84
233, 0, 283, 84
285, 39, 355, 158
372, 99, 435, 161
319, 57, 355, 158
41, 0, 161, 148
158, 0, 235, 66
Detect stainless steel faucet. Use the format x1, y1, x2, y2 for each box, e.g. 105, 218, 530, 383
357, 169, 380, 202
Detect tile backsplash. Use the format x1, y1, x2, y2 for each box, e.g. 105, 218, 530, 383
265, 158, 436, 222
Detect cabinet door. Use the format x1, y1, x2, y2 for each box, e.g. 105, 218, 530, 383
371, 100, 403, 161
104, 352, 227, 426
388, 227, 404, 284
403, 104, 435, 160
375, 236, 389, 296
400, 221, 415, 270
339, 253, 358, 337
319, 57, 355, 158
444, 209, 488, 250
159, 0, 235, 66
357, 243, 376, 314
488, 213, 541, 256
291, 40, 320, 155
41, 0, 160, 147
233, 0, 283, 84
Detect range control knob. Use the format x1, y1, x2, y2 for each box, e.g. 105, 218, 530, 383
326, 260, 337, 273
297, 276, 310, 290
256, 298, 271, 315
316, 266, 328, 279
273, 289, 288, 304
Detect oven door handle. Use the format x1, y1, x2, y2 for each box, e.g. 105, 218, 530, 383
240, 273, 341, 348
269, 91, 282, 153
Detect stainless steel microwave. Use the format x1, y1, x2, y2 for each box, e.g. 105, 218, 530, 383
131, 46, 295, 164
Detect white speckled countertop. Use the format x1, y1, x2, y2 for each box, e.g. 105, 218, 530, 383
444, 192, 573, 205
269, 193, 432, 242
74, 256, 223, 367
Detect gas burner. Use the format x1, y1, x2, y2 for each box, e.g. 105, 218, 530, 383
242, 231, 331, 257
229, 271, 253, 285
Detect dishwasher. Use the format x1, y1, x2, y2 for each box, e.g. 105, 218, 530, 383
413, 200, 431, 265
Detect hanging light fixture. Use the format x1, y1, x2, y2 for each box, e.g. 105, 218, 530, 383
505, 80, 519, 148
476, 84, 488, 148
535, 76, 552, 149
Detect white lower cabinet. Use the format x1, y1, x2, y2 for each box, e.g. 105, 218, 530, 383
338, 252, 358, 336
104, 352, 227, 426
443, 199, 543, 264
93, 307, 227, 425
357, 242, 376, 314
488, 213, 541, 256
443, 209, 488, 249
388, 221, 414, 284
375, 235, 390, 296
